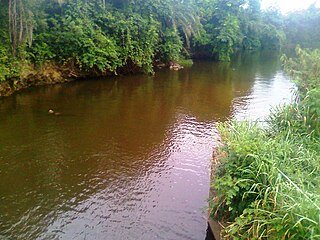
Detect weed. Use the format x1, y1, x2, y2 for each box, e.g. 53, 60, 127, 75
210, 47, 320, 239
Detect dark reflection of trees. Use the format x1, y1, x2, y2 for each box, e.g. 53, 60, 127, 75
228, 50, 283, 105
231, 50, 282, 84
0, 53, 282, 238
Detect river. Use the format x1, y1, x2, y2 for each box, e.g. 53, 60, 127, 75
0, 51, 294, 240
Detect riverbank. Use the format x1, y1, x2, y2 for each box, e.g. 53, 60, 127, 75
208, 47, 320, 239
0, 61, 186, 97
0, 62, 79, 97
0, 51, 297, 239
208, 141, 227, 240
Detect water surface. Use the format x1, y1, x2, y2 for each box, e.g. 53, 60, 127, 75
0, 51, 294, 239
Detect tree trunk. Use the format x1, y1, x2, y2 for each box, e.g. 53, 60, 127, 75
8, 0, 34, 55
8, 0, 18, 56
19, 0, 24, 43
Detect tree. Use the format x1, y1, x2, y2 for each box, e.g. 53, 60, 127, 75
194, 0, 245, 61
284, 4, 320, 48
7, 0, 35, 56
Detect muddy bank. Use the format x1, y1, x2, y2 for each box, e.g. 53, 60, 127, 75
0, 61, 187, 97
208, 139, 227, 240
0, 62, 82, 97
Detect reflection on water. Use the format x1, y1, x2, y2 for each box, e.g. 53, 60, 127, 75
0, 51, 294, 239
233, 71, 294, 120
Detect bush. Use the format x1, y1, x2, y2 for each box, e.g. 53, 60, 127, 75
212, 120, 320, 239
210, 47, 320, 239
0, 44, 22, 81
157, 29, 183, 63
0, 45, 10, 81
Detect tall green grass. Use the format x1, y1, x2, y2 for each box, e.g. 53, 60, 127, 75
210, 46, 320, 239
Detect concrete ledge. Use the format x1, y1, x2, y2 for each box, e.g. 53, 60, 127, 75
209, 141, 227, 240
208, 217, 225, 240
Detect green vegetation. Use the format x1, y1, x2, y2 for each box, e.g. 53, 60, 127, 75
210, 47, 320, 238
0, 0, 319, 237
284, 5, 320, 49
1, 0, 320, 84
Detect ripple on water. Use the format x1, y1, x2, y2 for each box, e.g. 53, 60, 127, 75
0, 57, 293, 240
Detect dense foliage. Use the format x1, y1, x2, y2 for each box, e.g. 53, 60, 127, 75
1, 0, 320, 83
284, 4, 320, 48
192, 0, 285, 60
1, 0, 320, 237
1, 0, 320, 82
210, 47, 320, 238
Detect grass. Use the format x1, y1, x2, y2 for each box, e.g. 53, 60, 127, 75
210, 46, 320, 239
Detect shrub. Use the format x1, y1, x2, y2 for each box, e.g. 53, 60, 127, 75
210, 47, 320, 239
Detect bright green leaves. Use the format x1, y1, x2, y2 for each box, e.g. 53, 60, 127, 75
194, 0, 286, 60
282, 47, 320, 97
0, 43, 21, 81
157, 29, 183, 63
46, 1, 122, 73
26, 0, 198, 74
0, 1, 21, 81
212, 14, 241, 61
78, 32, 121, 72
212, 122, 270, 219
28, 33, 56, 66
29, 0, 160, 74
212, 120, 320, 239
131, 0, 201, 62
1, 0, 320, 80
280, 47, 320, 137
0, 45, 11, 81
112, 13, 159, 73
194, 0, 244, 61
209, 0, 243, 61
211, 48, 320, 239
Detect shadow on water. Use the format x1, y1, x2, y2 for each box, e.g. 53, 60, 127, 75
205, 224, 215, 240
0, 51, 293, 239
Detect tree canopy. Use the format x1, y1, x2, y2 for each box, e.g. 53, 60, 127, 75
0, 0, 320, 81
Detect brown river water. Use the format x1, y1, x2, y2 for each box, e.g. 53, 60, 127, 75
0, 52, 294, 240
